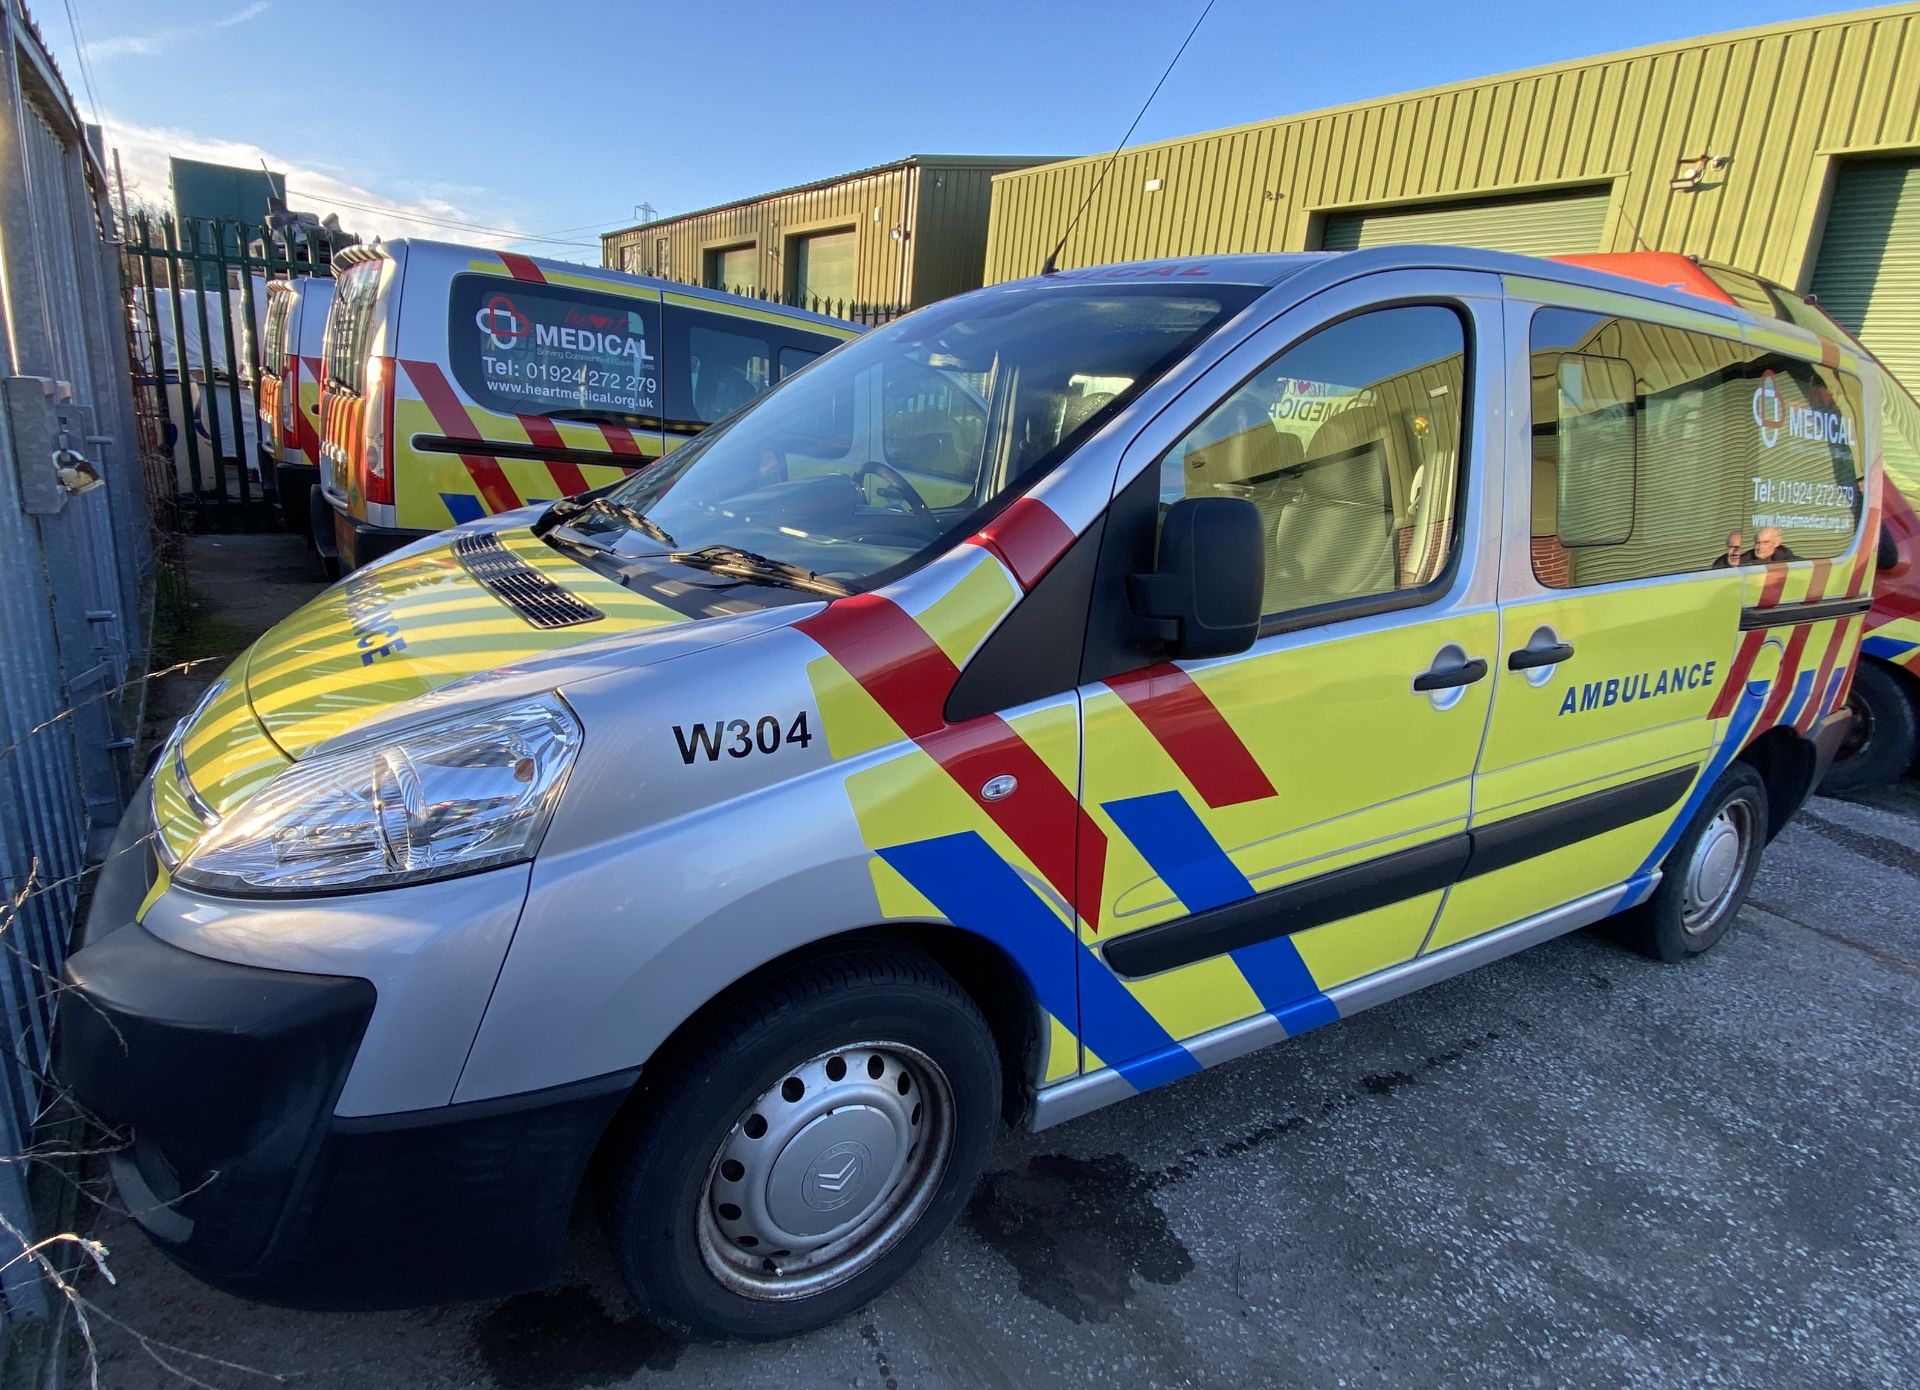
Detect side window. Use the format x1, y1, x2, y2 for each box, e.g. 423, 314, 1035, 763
1529, 308, 1864, 588
777, 345, 821, 380
881, 358, 989, 506
1156, 305, 1469, 621
663, 305, 778, 425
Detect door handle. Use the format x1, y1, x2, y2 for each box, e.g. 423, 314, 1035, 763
1508, 641, 1575, 671
1413, 656, 1489, 692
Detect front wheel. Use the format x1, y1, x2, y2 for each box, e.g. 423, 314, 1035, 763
596, 948, 1001, 1341
1613, 763, 1769, 963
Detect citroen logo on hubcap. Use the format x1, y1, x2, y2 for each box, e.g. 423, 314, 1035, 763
802, 1140, 872, 1211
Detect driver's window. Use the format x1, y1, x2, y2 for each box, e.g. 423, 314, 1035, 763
1158, 304, 1469, 620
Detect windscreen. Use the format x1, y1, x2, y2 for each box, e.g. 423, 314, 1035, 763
561, 280, 1260, 591
448, 273, 662, 423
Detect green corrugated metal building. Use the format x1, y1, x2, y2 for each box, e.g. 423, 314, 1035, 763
601, 155, 1064, 310
984, 4, 1920, 386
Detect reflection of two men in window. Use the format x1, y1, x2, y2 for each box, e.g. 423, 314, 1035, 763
1712, 526, 1798, 568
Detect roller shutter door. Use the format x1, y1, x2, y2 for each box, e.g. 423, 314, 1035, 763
1811, 158, 1920, 393
1321, 188, 1611, 258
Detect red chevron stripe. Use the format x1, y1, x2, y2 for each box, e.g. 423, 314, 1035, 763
797, 592, 1106, 928
1803, 558, 1833, 603
1757, 564, 1789, 609
1105, 663, 1276, 808
1796, 617, 1855, 733
595, 423, 643, 457
970, 497, 1077, 591
499, 253, 546, 284
515, 415, 590, 496
402, 360, 520, 514
1710, 631, 1767, 719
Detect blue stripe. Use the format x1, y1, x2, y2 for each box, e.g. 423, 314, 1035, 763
1102, 789, 1336, 1033
1102, 791, 1252, 911
1777, 668, 1818, 730
877, 832, 1200, 1093
440, 492, 485, 524
1862, 634, 1918, 662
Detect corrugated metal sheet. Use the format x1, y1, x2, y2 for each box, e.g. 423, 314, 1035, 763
604, 157, 1061, 308
1320, 187, 1611, 254
985, 4, 1920, 290
1811, 156, 1920, 389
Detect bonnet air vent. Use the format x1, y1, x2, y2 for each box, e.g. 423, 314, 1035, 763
453, 531, 605, 629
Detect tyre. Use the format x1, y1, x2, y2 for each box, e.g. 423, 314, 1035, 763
597, 947, 1001, 1341
1820, 660, 1918, 792
1614, 762, 1769, 963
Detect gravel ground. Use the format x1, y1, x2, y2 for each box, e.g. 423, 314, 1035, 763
72, 533, 1920, 1389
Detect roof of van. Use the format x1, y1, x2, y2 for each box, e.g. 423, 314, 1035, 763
1001, 245, 1858, 360
330, 238, 856, 333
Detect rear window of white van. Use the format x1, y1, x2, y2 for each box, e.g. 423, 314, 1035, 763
448, 274, 662, 423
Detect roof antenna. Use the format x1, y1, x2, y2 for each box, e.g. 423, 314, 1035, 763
1041, 0, 1218, 275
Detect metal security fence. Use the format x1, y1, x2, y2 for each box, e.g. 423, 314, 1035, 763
0, 0, 149, 1360
709, 282, 907, 329
124, 212, 336, 527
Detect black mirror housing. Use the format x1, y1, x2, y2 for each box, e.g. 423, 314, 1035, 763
1878, 520, 1900, 574
1128, 496, 1263, 659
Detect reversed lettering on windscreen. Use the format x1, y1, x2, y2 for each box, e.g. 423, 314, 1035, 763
472, 287, 660, 417
1558, 662, 1715, 716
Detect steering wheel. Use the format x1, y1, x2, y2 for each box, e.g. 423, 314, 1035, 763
852, 461, 933, 518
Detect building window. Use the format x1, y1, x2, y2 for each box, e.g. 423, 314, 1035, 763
788, 227, 857, 307
704, 243, 758, 296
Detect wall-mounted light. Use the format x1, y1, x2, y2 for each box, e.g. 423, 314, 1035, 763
1670, 153, 1730, 191
1144, 177, 1165, 193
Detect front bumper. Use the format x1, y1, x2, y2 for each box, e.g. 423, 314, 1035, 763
58, 818, 635, 1310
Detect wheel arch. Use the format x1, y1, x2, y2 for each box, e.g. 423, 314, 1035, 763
1737, 725, 1819, 840
598, 922, 1048, 1135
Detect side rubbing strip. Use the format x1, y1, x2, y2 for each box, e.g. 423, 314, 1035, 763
1101, 765, 1698, 981
1102, 834, 1469, 980
1737, 596, 1871, 631
1462, 765, 1697, 880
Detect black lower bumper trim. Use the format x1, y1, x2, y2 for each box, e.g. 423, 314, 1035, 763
60, 919, 637, 1309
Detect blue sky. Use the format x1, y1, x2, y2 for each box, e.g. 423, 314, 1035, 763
43, 0, 1858, 261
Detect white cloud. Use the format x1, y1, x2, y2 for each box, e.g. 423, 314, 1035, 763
92, 3, 271, 61
98, 111, 596, 259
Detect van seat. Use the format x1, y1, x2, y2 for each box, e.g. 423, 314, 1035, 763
1268, 405, 1397, 611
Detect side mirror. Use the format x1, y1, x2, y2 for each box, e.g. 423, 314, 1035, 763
1127, 496, 1263, 659
1878, 520, 1900, 574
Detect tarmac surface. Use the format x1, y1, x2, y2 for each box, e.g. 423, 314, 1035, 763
75, 533, 1920, 1389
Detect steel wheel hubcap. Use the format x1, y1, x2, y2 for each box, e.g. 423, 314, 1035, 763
699, 1042, 953, 1301
1682, 797, 1753, 934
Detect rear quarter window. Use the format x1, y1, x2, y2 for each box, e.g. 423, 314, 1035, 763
448, 273, 662, 423
661, 301, 845, 430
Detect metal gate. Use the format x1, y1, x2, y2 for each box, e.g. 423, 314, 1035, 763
124, 211, 335, 526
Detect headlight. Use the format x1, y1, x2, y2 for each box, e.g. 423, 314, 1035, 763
174, 694, 581, 895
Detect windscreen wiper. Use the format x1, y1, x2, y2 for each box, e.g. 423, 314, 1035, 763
662, 544, 851, 597
588, 496, 676, 547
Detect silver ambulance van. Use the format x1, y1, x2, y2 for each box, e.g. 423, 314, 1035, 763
61, 247, 1885, 1339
